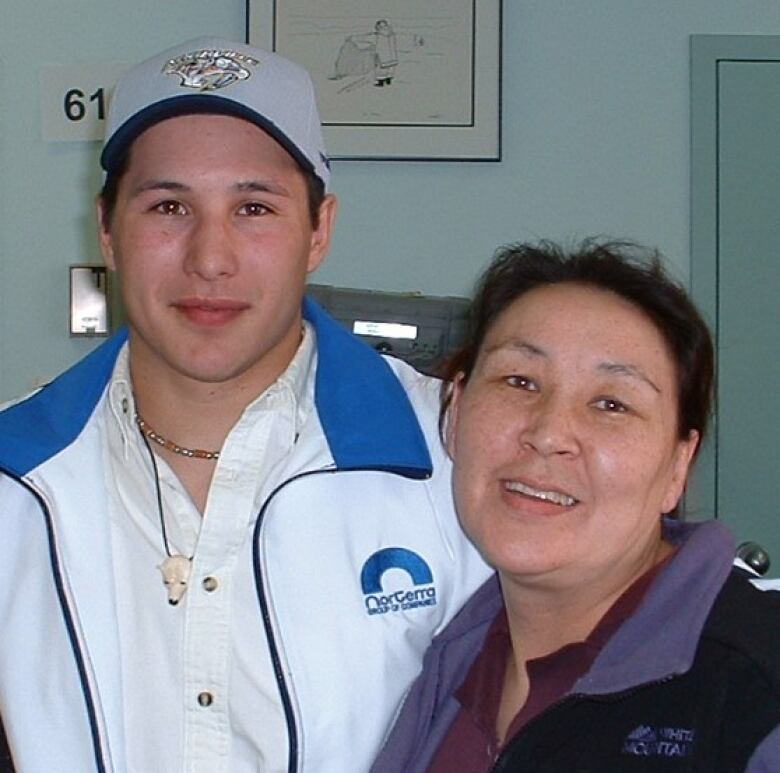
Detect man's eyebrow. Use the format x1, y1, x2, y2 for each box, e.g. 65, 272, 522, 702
129, 180, 189, 196
127, 179, 292, 197
235, 180, 291, 196
598, 361, 661, 393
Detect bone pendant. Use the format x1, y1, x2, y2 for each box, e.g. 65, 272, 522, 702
160, 555, 192, 605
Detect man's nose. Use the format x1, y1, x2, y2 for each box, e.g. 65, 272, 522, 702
183, 215, 238, 280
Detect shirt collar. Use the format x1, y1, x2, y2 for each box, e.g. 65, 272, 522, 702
273, 319, 317, 436
107, 321, 317, 454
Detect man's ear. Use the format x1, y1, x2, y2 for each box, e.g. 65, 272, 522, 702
96, 197, 117, 271
306, 194, 338, 274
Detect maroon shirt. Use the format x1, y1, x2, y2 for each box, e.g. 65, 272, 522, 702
428, 560, 669, 773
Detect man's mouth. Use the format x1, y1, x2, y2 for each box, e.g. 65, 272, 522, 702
175, 298, 248, 311
503, 480, 578, 507
173, 298, 249, 325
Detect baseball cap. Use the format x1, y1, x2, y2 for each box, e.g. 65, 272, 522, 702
101, 36, 331, 190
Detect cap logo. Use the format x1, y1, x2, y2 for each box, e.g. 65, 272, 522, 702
163, 48, 260, 91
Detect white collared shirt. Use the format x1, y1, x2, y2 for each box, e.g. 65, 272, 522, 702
102, 323, 317, 773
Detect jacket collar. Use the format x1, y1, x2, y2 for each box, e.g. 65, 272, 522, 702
423, 519, 736, 700
0, 330, 128, 477
0, 299, 432, 479
574, 518, 735, 695
303, 297, 431, 478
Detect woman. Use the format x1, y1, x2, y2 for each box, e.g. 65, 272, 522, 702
372, 240, 780, 772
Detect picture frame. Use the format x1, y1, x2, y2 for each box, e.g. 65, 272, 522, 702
69, 265, 110, 337
246, 0, 501, 161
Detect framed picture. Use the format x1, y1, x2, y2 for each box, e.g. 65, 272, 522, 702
246, 0, 501, 160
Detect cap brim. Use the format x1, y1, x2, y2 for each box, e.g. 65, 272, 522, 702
100, 94, 317, 180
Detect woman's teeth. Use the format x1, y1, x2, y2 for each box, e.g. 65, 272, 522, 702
504, 481, 577, 507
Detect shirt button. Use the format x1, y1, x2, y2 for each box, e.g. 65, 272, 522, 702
202, 576, 218, 593
197, 691, 214, 707
121, 398, 129, 414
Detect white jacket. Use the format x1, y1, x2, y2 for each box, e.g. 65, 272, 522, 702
0, 298, 491, 773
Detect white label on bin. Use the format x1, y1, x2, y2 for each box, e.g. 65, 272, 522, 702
353, 320, 418, 340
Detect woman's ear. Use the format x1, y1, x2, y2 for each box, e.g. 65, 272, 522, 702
444, 372, 466, 460
662, 429, 700, 514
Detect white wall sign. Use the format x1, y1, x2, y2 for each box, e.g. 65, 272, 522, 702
40, 63, 128, 142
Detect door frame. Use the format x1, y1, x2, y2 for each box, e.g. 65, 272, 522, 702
689, 34, 780, 519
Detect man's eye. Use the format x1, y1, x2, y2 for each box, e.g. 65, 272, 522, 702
238, 202, 270, 216
154, 201, 186, 216
505, 375, 537, 391
593, 397, 628, 413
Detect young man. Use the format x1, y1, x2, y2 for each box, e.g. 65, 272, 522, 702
0, 38, 490, 772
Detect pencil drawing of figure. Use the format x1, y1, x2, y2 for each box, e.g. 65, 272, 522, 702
370, 20, 398, 86
331, 19, 399, 87
275, 2, 473, 126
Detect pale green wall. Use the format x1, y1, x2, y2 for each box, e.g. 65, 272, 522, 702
4, 1, 780, 400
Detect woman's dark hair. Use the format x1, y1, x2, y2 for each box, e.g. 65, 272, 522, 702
99, 145, 326, 231
441, 239, 715, 454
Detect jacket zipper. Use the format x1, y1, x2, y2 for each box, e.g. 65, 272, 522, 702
491, 676, 678, 772
0, 468, 112, 773
252, 463, 429, 773
251, 466, 344, 773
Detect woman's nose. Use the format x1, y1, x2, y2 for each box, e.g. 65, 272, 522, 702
519, 399, 579, 457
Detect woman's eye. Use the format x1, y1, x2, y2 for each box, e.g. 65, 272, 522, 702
594, 397, 628, 413
153, 200, 186, 216
505, 375, 537, 391
238, 202, 270, 216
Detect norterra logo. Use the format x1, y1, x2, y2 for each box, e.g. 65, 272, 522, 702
360, 547, 438, 616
